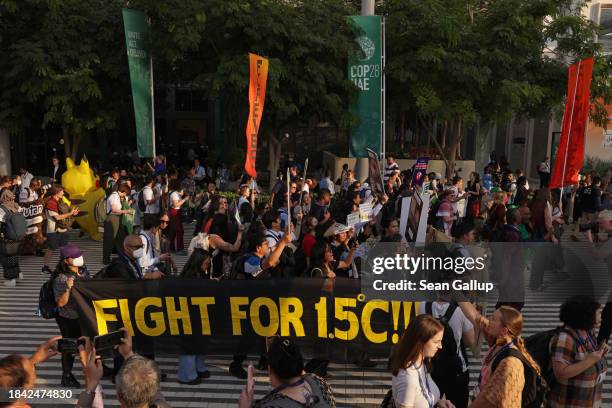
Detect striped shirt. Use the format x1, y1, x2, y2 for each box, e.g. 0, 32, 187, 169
384, 161, 400, 181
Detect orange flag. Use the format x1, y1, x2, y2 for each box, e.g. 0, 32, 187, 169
550, 57, 594, 189
244, 53, 269, 178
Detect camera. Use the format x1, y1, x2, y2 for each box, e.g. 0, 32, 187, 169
578, 222, 599, 233
93, 330, 125, 353
57, 338, 85, 354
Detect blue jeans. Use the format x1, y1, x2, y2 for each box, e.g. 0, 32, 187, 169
177, 355, 208, 382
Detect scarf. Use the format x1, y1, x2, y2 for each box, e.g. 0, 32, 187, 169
0, 190, 21, 213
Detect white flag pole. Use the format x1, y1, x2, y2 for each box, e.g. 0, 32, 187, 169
298, 158, 309, 209
286, 168, 291, 236
559, 60, 582, 210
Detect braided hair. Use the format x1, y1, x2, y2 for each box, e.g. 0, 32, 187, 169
498, 306, 542, 376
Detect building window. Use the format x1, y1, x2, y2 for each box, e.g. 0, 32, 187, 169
175, 89, 208, 113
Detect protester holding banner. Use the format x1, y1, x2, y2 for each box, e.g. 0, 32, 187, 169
52, 244, 90, 387
177, 249, 213, 385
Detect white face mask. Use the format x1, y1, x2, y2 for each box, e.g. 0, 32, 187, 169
72, 256, 84, 267
133, 248, 144, 259
15, 181, 21, 186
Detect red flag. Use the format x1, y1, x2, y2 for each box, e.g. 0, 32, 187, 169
550, 57, 594, 189
244, 53, 269, 179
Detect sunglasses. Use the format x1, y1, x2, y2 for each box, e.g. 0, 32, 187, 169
160, 220, 169, 224
265, 334, 292, 355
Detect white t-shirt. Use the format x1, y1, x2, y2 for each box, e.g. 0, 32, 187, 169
19, 187, 38, 204
107, 192, 122, 214
238, 196, 250, 210
142, 186, 159, 214
392, 365, 440, 408
417, 302, 473, 372
195, 166, 206, 180
170, 191, 182, 209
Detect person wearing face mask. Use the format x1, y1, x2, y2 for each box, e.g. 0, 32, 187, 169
102, 184, 133, 265
102, 235, 165, 381
52, 244, 90, 387
103, 235, 164, 280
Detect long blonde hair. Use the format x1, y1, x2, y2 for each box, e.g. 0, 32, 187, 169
498, 306, 541, 376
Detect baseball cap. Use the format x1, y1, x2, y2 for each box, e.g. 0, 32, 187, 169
60, 244, 83, 260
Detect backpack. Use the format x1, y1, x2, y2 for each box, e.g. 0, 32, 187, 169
425, 302, 465, 380
524, 327, 570, 389
427, 200, 444, 231
491, 347, 546, 408
94, 196, 108, 224
230, 253, 250, 280
38, 277, 58, 319
137, 189, 147, 212
0, 205, 27, 241
93, 264, 111, 279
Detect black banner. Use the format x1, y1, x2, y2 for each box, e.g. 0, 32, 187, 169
72, 278, 417, 357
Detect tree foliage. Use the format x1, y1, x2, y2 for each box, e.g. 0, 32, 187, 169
383, 0, 612, 176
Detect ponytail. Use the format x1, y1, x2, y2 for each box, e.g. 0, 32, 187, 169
514, 336, 541, 376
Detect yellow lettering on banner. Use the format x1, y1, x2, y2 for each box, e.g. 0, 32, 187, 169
279, 297, 305, 337
250, 297, 279, 337
135, 297, 166, 336
230, 297, 249, 335
118, 299, 134, 336
93, 299, 119, 336
191, 297, 215, 335
165, 297, 192, 335
334, 297, 359, 341
361, 301, 389, 343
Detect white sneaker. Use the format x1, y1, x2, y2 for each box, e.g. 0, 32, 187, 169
18, 273, 24, 280
4, 279, 16, 287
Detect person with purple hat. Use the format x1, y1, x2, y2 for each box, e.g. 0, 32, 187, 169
52, 244, 90, 387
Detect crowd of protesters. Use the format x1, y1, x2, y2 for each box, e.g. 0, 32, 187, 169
0, 148, 610, 408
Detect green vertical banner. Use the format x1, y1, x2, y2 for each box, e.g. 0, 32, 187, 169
348, 15, 382, 157
122, 8, 155, 158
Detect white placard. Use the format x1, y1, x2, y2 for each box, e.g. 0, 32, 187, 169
347, 212, 360, 228
603, 129, 612, 149
359, 203, 373, 222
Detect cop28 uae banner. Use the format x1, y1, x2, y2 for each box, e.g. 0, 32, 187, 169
244, 53, 269, 178
71, 278, 416, 355
348, 16, 382, 157
122, 9, 155, 158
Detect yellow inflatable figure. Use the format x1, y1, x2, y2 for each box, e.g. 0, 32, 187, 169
61, 157, 106, 241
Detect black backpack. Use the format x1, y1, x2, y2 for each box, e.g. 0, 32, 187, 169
524, 327, 571, 389
491, 347, 546, 408
1, 205, 27, 241
137, 189, 147, 212
425, 302, 465, 379
38, 277, 58, 319
427, 200, 444, 231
